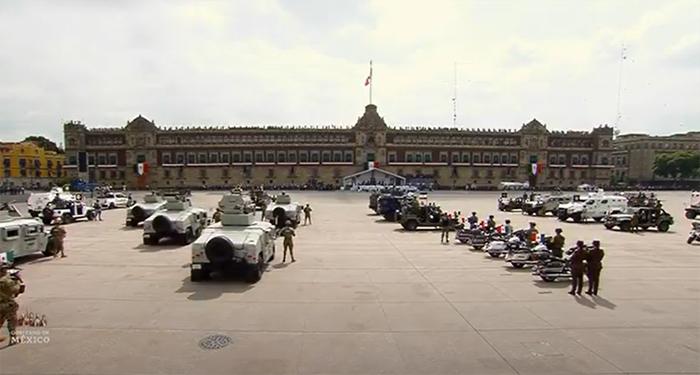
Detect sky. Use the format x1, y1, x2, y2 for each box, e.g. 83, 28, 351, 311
0, 0, 698, 145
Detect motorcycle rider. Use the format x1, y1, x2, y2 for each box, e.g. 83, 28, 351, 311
551, 228, 565, 258
527, 222, 539, 245
486, 215, 497, 232
586, 240, 605, 296
568, 240, 587, 296
467, 212, 479, 229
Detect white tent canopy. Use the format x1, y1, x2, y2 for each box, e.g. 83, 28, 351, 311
342, 168, 406, 187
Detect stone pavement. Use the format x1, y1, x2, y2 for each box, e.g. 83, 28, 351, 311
1, 191, 699, 374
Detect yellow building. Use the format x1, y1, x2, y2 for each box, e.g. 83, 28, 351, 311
0, 141, 65, 187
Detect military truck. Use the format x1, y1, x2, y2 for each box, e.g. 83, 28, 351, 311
264, 192, 302, 228
497, 193, 526, 211
522, 195, 572, 216
142, 193, 209, 245
685, 191, 700, 219
125, 192, 167, 227
604, 206, 674, 232
399, 203, 458, 231
190, 191, 276, 283
0, 204, 55, 263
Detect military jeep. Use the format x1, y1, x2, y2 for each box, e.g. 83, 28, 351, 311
142, 194, 209, 245
604, 207, 674, 232
497, 193, 525, 212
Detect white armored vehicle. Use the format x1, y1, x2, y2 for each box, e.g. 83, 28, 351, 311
40, 199, 95, 225
558, 194, 627, 223
27, 187, 75, 217
142, 193, 209, 245
190, 191, 276, 283
126, 192, 167, 227
264, 192, 303, 228
0, 204, 54, 263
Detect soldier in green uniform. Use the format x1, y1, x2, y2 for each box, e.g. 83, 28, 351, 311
0, 262, 21, 345
303, 204, 313, 225
280, 221, 296, 263
551, 228, 565, 258
586, 240, 605, 296
51, 221, 67, 258
439, 213, 451, 244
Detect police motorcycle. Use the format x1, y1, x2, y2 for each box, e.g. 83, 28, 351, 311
688, 222, 700, 244
531, 247, 578, 282
484, 229, 527, 258
504, 236, 553, 269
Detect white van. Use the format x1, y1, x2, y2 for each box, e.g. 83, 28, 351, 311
559, 195, 628, 223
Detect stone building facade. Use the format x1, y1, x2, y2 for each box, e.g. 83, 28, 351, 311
63, 104, 614, 189
612, 131, 700, 183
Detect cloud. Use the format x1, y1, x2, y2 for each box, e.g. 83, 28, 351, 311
0, 0, 697, 145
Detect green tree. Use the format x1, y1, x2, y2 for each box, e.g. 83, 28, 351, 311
22, 136, 63, 154
654, 151, 700, 179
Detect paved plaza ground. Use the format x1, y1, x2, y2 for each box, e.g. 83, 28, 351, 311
1, 190, 699, 375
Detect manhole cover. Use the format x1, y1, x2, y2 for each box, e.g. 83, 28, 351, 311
198, 334, 233, 350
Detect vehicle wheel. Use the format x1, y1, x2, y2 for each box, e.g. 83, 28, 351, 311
620, 222, 631, 232
86, 211, 95, 221
572, 214, 582, 223
688, 237, 695, 245
594, 217, 602, 222
404, 220, 418, 231
537, 208, 546, 216
657, 222, 670, 233
458, 239, 467, 244
512, 263, 525, 269
143, 236, 159, 245
505, 207, 512, 212
109, 203, 115, 209
246, 254, 264, 283
62, 213, 74, 224
181, 229, 194, 245
558, 215, 568, 222
473, 245, 483, 251
42, 216, 52, 225
489, 253, 500, 258
604, 223, 614, 230
190, 267, 209, 282
29, 211, 38, 218
540, 276, 556, 282
43, 238, 57, 256
686, 211, 697, 219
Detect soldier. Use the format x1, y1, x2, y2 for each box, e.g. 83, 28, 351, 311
51, 221, 67, 258
568, 240, 587, 296
127, 193, 134, 207
260, 201, 267, 221
279, 221, 296, 263
586, 240, 605, 296
440, 213, 451, 244
551, 228, 565, 258
503, 219, 513, 236
467, 212, 479, 229
630, 212, 639, 233
486, 215, 497, 232
212, 208, 222, 223
93, 200, 102, 221
303, 204, 312, 225
0, 262, 21, 345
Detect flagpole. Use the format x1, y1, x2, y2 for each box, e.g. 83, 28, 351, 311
369, 60, 373, 105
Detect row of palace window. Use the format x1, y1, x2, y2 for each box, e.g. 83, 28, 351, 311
548, 154, 609, 166
4, 158, 63, 169
621, 141, 699, 151
161, 150, 354, 165
389, 152, 520, 164
159, 166, 340, 180
67, 153, 118, 166
157, 133, 352, 145
93, 170, 126, 181
392, 135, 519, 146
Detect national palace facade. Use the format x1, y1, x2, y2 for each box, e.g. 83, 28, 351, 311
63, 104, 615, 189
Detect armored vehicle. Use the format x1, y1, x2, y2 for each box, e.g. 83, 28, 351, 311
522, 195, 572, 216
126, 192, 167, 227
142, 193, 209, 245
377, 194, 415, 221
27, 187, 75, 217
264, 192, 302, 228
40, 199, 95, 225
399, 204, 458, 231
190, 192, 276, 283
604, 207, 673, 232
497, 193, 525, 211
558, 195, 627, 223
0, 204, 54, 262
685, 191, 700, 219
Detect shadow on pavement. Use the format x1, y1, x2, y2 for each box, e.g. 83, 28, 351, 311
593, 295, 617, 309
176, 275, 255, 300
532, 280, 570, 289
134, 241, 185, 252
574, 295, 597, 308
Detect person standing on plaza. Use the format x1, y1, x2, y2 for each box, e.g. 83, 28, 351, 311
467, 212, 478, 229
503, 219, 513, 236
568, 240, 587, 296
51, 221, 67, 258
303, 203, 312, 225
586, 240, 605, 296
630, 212, 639, 233
440, 213, 451, 244
280, 221, 296, 263
93, 200, 102, 221
0, 261, 21, 345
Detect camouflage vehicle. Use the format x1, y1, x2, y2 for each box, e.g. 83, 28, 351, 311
399, 204, 459, 231
142, 193, 209, 245
497, 192, 526, 212
125, 192, 166, 227
522, 195, 573, 216
190, 191, 276, 283
604, 206, 673, 232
